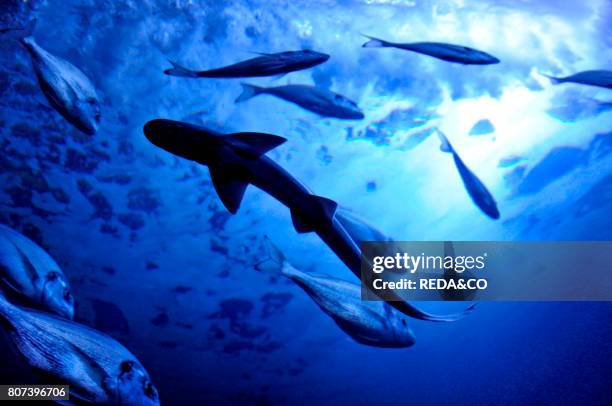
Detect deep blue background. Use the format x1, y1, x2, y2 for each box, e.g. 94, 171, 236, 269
0, 1, 611, 405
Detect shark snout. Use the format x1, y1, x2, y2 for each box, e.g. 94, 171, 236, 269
143, 119, 172, 146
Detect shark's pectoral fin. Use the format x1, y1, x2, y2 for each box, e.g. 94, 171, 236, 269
209, 166, 248, 214
225, 132, 287, 159
290, 195, 338, 233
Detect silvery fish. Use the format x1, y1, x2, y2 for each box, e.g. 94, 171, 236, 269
0, 224, 74, 319
0, 292, 159, 405
255, 237, 416, 348
235, 83, 364, 120
436, 130, 500, 219
543, 70, 612, 89
5, 19, 101, 135
362, 35, 500, 65
164, 50, 329, 78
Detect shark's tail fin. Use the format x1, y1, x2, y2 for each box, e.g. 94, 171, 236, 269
235, 83, 265, 103
361, 34, 391, 48
436, 129, 454, 154
1, 18, 36, 42
163, 60, 200, 78
254, 236, 287, 275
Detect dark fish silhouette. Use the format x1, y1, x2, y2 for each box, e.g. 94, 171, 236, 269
436, 130, 500, 219
543, 70, 612, 89
236, 83, 364, 119
3, 19, 101, 135
164, 50, 329, 78
0, 292, 159, 405
362, 35, 500, 65
0, 224, 74, 319
144, 119, 474, 322
256, 237, 416, 348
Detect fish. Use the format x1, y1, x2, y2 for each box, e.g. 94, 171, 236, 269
4, 19, 101, 135
362, 35, 500, 65
144, 118, 474, 322
436, 130, 500, 219
164, 50, 329, 78
0, 224, 74, 319
0, 291, 159, 405
542, 70, 612, 89
235, 83, 364, 120
256, 237, 416, 348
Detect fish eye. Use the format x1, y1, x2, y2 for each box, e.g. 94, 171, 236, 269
120, 360, 135, 373
46, 271, 59, 281
143, 381, 157, 400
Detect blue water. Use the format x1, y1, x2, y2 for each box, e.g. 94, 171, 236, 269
0, 0, 611, 404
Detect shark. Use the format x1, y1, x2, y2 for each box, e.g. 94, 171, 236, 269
144, 119, 473, 322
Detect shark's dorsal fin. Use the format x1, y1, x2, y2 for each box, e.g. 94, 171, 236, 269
225, 132, 287, 159
316, 195, 338, 219
209, 166, 248, 214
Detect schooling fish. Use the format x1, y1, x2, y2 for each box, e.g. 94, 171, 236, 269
164, 50, 329, 78
0, 292, 159, 405
543, 70, 612, 89
0, 224, 74, 319
4, 19, 101, 135
436, 130, 500, 219
362, 35, 500, 65
235, 83, 364, 120
256, 237, 416, 348
144, 119, 473, 322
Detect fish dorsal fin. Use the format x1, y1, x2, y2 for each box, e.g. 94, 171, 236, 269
290, 195, 338, 233
209, 165, 248, 214
64, 342, 114, 403
225, 132, 287, 159
435, 129, 454, 153
248, 51, 275, 57
335, 209, 389, 245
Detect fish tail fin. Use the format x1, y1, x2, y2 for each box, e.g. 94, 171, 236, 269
541, 73, 564, 85
254, 236, 287, 275
163, 60, 200, 78
1, 18, 36, 42
395, 300, 476, 322
436, 129, 454, 153
361, 34, 390, 48
235, 83, 265, 103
